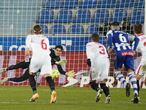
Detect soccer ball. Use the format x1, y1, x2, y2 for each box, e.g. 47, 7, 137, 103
51, 69, 60, 79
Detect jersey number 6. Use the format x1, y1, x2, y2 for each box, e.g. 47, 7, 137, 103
41, 39, 47, 50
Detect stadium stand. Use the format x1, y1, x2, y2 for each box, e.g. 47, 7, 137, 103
50, 24, 66, 34
86, 25, 98, 34
72, 9, 91, 23
36, 9, 54, 23
68, 24, 84, 34
116, 0, 135, 8
97, 0, 117, 8
35, 0, 144, 34
79, 0, 97, 8
130, 9, 144, 24
91, 9, 110, 23
54, 9, 72, 23
112, 9, 127, 22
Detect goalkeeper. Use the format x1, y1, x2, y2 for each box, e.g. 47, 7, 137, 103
0, 45, 69, 103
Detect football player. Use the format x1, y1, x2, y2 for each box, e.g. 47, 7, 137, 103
86, 33, 111, 104
133, 24, 146, 93
107, 22, 139, 103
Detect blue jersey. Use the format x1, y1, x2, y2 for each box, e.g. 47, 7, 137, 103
106, 30, 134, 70
107, 30, 133, 56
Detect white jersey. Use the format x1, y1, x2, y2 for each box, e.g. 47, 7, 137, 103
86, 42, 108, 60
133, 34, 146, 75
134, 34, 146, 58
86, 42, 109, 81
26, 34, 51, 59
25, 34, 52, 76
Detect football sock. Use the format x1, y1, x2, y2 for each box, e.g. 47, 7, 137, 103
137, 80, 140, 94
128, 72, 138, 95
90, 81, 99, 92
115, 71, 126, 87
46, 76, 55, 92
100, 83, 110, 97
29, 74, 37, 94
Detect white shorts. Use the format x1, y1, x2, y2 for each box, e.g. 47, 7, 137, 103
29, 56, 52, 76
90, 58, 110, 82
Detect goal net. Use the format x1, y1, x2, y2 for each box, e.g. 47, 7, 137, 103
0, 0, 144, 86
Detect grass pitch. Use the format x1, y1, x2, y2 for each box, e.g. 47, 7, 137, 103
0, 86, 145, 110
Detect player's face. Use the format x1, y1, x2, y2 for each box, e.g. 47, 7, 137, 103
55, 48, 62, 56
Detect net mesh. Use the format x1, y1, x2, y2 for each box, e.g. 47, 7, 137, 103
0, 0, 144, 86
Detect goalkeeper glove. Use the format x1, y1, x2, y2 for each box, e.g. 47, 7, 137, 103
87, 59, 91, 67
55, 60, 67, 65
66, 70, 75, 77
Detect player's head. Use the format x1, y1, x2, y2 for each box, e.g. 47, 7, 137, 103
32, 25, 42, 34
134, 24, 143, 35
110, 22, 120, 30
91, 33, 99, 42
54, 45, 63, 56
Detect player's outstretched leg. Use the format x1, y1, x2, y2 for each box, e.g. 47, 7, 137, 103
126, 83, 130, 97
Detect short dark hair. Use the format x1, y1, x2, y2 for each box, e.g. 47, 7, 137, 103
33, 25, 42, 33
91, 33, 99, 42
55, 45, 63, 51
110, 22, 120, 26
134, 24, 143, 34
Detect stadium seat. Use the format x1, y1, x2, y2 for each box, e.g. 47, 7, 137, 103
68, 24, 84, 34
54, 9, 72, 23
51, 24, 66, 34
86, 25, 98, 34
116, 0, 135, 8
130, 9, 144, 24
62, 0, 78, 8
97, 0, 116, 8
36, 9, 53, 23
72, 9, 91, 23
91, 9, 110, 23
43, 0, 63, 8
134, 0, 144, 8
79, 0, 97, 8
112, 9, 127, 22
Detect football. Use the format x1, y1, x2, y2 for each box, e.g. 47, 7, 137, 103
51, 69, 60, 79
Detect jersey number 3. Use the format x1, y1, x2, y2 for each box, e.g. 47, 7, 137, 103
41, 39, 47, 50
99, 46, 105, 54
